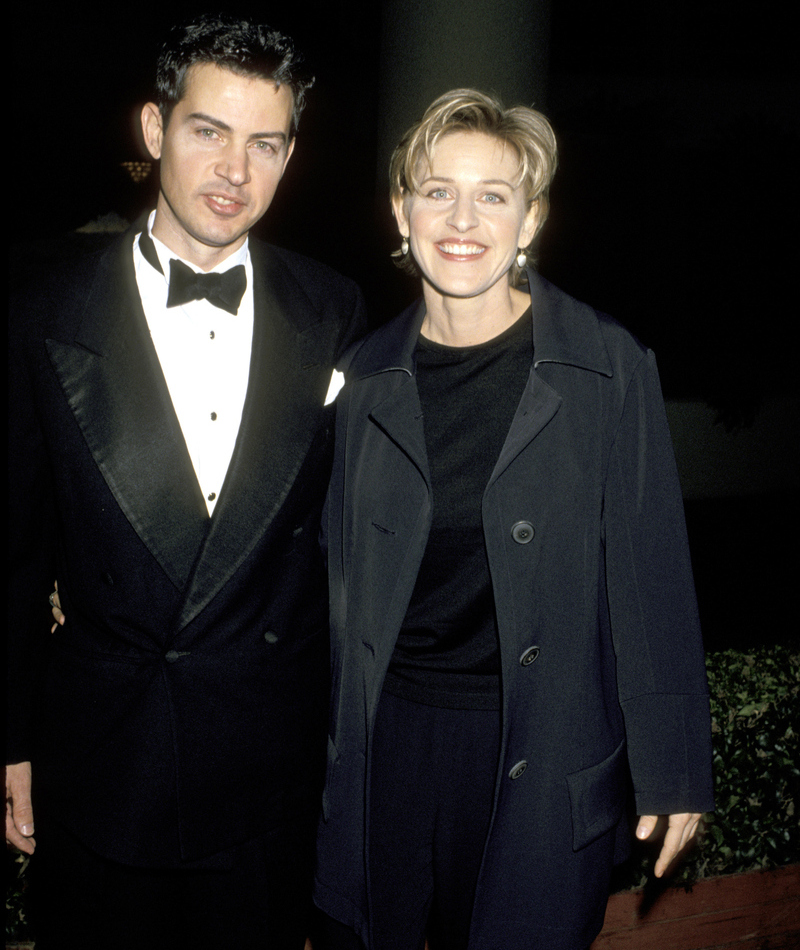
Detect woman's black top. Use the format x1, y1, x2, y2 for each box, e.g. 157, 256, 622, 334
382, 306, 533, 710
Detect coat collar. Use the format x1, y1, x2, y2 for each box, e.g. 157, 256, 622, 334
342, 300, 424, 379
341, 269, 614, 493
346, 269, 613, 380
529, 270, 613, 377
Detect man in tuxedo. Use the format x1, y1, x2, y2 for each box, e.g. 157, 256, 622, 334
6, 14, 364, 949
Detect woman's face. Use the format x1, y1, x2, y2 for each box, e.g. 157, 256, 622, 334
393, 131, 538, 306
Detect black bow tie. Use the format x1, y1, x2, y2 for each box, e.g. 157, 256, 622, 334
138, 229, 247, 315
167, 258, 247, 315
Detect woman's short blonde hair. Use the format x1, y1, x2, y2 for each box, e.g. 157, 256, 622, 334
390, 88, 558, 281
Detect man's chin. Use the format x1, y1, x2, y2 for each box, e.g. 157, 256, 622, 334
178, 222, 251, 265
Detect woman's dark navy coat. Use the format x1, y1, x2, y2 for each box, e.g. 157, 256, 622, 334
314, 271, 715, 950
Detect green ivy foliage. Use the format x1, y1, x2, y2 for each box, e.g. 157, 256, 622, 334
613, 644, 799, 892
700, 645, 800, 877
5, 851, 31, 943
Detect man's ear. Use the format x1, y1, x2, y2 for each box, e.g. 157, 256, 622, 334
280, 137, 296, 177
141, 103, 164, 161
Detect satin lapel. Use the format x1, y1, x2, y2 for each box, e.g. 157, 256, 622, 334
46, 235, 209, 590
176, 244, 340, 628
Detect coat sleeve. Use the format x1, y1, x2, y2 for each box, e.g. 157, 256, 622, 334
603, 348, 715, 815
7, 305, 59, 765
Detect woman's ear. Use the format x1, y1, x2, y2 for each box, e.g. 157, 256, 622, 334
519, 199, 540, 249
391, 193, 410, 239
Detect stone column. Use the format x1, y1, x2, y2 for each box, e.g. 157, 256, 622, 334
376, 0, 551, 180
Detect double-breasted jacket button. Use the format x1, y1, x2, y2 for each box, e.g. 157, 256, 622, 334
520, 646, 540, 667
164, 650, 191, 663
509, 760, 528, 780
511, 521, 535, 544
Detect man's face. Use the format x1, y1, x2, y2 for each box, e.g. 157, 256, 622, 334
142, 63, 295, 268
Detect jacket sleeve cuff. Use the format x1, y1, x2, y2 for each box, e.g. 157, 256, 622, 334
622, 691, 716, 814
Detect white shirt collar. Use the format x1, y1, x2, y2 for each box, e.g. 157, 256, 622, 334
143, 208, 250, 278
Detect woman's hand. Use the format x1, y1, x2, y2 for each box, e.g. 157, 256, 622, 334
637, 812, 703, 878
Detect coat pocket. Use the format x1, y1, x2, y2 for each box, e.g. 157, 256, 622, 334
566, 738, 627, 851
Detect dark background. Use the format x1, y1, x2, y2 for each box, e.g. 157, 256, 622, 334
11, 1, 799, 649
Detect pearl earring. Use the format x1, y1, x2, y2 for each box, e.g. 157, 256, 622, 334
401, 237, 410, 256
516, 250, 527, 269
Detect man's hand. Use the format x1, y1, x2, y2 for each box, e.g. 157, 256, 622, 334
637, 812, 702, 878
5, 761, 35, 854
50, 579, 64, 633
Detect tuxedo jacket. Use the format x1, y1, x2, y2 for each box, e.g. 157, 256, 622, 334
8, 226, 365, 866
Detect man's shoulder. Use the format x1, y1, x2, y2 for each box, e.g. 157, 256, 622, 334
250, 240, 367, 356
11, 231, 133, 332
251, 240, 361, 301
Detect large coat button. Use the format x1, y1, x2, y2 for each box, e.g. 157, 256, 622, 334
511, 521, 535, 544
509, 760, 528, 780
520, 646, 540, 666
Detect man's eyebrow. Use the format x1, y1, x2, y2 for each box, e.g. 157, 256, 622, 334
186, 112, 288, 143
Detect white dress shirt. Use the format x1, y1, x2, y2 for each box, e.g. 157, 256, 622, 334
134, 212, 254, 516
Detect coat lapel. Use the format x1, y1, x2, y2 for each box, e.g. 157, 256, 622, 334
46, 233, 209, 590
367, 376, 430, 488
489, 270, 613, 485
489, 373, 563, 486
175, 242, 342, 629
349, 302, 431, 486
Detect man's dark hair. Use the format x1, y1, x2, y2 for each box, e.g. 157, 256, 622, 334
156, 14, 314, 135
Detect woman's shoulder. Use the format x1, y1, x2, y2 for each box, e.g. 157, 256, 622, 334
339, 300, 424, 378
532, 271, 651, 376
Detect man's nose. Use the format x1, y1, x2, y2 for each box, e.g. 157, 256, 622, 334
216, 145, 250, 186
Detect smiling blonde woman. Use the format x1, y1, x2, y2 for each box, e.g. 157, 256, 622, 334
313, 89, 714, 950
